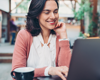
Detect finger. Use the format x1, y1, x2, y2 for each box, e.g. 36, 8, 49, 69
60, 69, 68, 77
60, 67, 69, 77
64, 66, 69, 71
57, 71, 66, 80
58, 22, 62, 27
63, 72, 68, 77
61, 66, 69, 71
55, 22, 59, 28
56, 22, 62, 28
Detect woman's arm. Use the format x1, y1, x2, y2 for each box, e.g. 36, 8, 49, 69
48, 36, 71, 80
58, 40, 71, 67
12, 30, 27, 71
48, 22, 72, 80
11, 30, 47, 78
54, 22, 71, 67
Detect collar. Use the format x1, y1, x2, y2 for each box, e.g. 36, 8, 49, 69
37, 33, 52, 45
33, 33, 56, 49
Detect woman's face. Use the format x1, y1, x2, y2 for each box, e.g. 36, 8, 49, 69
38, 0, 59, 31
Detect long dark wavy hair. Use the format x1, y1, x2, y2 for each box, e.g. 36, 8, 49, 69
26, 0, 59, 36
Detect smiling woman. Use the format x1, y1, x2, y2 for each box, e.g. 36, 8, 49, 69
11, 0, 71, 80
26, 0, 59, 36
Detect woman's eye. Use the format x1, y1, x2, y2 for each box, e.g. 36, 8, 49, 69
54, 11, 58, 13
45, 12, 49, 14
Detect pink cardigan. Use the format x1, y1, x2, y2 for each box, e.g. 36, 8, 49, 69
12, 29, 71, 77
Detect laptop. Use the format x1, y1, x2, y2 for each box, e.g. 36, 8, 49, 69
38, 39, 100, 80
67, 39, 100, 80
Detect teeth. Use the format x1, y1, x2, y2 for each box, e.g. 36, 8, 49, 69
49, 22, 54, 23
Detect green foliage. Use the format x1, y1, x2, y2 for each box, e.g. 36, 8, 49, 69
88, 9, 98, 36
17, 0, 31, 13
88, 20, 98, 36
73, 0, 98, 37
73, 0, 93, 20
88, 21, 95, 36
79, 31, 83, 37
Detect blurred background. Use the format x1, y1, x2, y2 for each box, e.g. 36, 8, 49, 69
0, 0, 100, 80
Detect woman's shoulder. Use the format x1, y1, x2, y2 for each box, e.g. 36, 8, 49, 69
18, 29, 32, 37
17, 29, 32, 41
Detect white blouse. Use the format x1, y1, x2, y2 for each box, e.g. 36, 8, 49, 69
27, 33, 57, 76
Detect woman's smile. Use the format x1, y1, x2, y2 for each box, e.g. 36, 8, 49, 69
47, 20, 56, 25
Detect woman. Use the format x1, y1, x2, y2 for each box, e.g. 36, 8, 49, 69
11, 0, 71, 80
10, 18, 17, 45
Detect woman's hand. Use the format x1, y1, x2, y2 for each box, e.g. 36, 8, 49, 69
54, 22, 67, 39
48, 66, 69, 80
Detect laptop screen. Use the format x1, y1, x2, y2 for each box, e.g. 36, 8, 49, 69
67, 39, 100, 80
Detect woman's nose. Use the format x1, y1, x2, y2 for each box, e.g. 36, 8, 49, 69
50, 13, 55, 19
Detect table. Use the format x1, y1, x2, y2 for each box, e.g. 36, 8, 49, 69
86, 36, 100, 39
34, 75, 67, 80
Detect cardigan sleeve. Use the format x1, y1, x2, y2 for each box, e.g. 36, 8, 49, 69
58, 40, 72, 68
11, 30, 47, 79
12, 30, 27, 71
